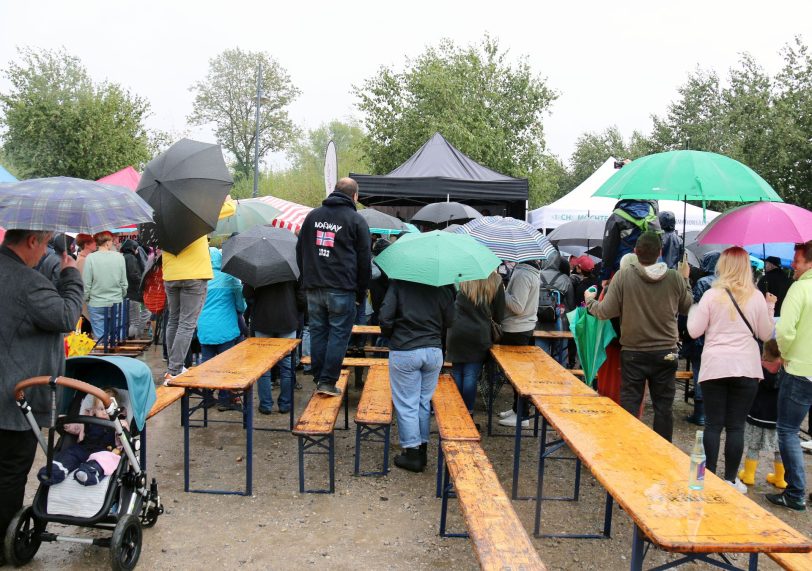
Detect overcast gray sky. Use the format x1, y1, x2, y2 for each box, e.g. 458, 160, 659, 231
1, 0, 810, 171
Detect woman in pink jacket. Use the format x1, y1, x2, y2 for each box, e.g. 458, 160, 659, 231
687, 247, 776, 492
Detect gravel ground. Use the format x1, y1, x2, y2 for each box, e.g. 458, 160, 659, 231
16, 346, 811, 570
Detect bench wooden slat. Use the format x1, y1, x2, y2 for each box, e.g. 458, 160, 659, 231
354, 366, 391, 426
535, 395, 812, 554
442, 440, 546, 571
169, 337, 300, 391
491, 344, 596, 397
432, 374, 480, 442
532, 330, 573, 339
769, 552, 812, 571
567, 368, 692, 380
301, 356, 452, 368
351, 325, 381, 335
293, 370, 350, 436
147, 386, 185, 420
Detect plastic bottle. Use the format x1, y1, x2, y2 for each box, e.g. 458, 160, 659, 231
688, 430, 706, 490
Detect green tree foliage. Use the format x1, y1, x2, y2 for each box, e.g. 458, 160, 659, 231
188, 48, 300, 180
353, 36, 557, 186
0, 47, 152, 179
565, 126, 650, 191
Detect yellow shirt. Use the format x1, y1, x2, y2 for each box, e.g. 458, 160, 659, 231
162, 200, 236, 281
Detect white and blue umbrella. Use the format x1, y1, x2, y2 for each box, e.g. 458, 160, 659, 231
454, 216, 556, 262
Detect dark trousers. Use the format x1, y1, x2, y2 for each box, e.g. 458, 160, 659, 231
620, 349, 678, 442
702, 377, 759, 481
501, 330, 533, 416
0, 429, 39, 540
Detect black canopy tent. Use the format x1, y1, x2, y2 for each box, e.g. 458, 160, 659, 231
350, 133, 528, 220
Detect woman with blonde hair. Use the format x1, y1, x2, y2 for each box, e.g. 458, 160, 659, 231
687, 246, 776, 492
446, 271, 506, 414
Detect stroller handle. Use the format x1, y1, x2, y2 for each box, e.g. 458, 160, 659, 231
14, 376, 113, 407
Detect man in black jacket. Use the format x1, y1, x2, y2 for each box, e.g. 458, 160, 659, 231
296, 178, 371, 396
757, 256, 792, 316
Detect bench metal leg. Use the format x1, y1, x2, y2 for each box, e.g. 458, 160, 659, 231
297, 433, 336, 494
289, 370, 296, 431
182, 393, 190, 492
438, 464, 468, 539
435, 443, 444, 498
354, 423, 391, 477
629, 525, 757, 571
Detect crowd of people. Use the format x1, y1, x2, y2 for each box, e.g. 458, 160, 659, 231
1, 181, 811, 555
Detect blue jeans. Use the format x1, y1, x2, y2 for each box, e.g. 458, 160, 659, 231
256, 330, 296, 411
535, 337, 567, 366
301, 325, 311, 372
201, 339, 238, 404
389, 347, 443, 448
776, 370, 812, 501
307, 289, 356, 385
451, 362, 482, 413
87, 305, 110, 340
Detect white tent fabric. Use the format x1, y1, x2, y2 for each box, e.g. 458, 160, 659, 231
528, 158, 719, 232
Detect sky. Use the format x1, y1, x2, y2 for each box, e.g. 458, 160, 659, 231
1, 0, 810, 172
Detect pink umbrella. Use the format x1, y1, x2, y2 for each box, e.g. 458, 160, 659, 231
696, 202, 812, 246
97, 167, 141, 233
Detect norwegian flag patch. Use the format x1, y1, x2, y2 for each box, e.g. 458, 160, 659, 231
316, 230, 335, 247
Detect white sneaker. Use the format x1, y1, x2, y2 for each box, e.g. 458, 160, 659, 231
497, 409, 514, 419
163, 367, 188, 386
801, 440, 812, 452
498, 412, 530, 428
726, 478, 748, 493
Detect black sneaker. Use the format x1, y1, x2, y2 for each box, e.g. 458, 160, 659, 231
316, 383, 341, 397
766, 492, 806, 512
258, 407, 273, 415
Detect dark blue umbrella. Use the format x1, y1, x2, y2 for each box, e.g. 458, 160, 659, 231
0, 176, 153, 233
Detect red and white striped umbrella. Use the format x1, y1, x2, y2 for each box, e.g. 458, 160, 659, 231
250, 196, 312, 234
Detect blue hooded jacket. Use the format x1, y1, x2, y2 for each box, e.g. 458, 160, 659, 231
197, 247, 247, 345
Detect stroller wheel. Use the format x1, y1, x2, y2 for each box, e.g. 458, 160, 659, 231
3, 505, 44, 566
110, 515, 142, 571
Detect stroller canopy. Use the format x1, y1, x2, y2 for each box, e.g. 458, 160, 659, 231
64, 356, 156, 430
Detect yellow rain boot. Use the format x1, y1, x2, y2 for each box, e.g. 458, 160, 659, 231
738, 459, 758, 486
766, 462, 788, 489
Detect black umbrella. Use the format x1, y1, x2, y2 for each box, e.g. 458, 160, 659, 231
136, 138, 233, 255
357, 208, 407, 232
684, 230, 730, 268
410, 202, 482, 226
221, 225, 299, 287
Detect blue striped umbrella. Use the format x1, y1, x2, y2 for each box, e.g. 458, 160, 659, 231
454, 216, 556, 262
0, 177, 153, 233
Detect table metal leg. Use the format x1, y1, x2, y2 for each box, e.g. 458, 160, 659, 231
182, 393, 190, 492
487, 360, 495, 437
435, 443, 444, 498
511, 395, 525, 499
289, 369, 296, 431
245, 388, 253, 496
630, 525, 645, 571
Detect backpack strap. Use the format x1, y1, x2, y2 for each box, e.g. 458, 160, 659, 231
724, 288, 759, 342
613, 205, 658, 232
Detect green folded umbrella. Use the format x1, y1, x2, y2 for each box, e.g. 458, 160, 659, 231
374, 230, 500, 287
567, 307, 617, 388
593, 150, 782, 202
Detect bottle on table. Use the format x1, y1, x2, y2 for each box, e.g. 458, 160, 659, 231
688, 430, 706, 490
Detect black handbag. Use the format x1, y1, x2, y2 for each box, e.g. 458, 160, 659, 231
485, 301, 502, 344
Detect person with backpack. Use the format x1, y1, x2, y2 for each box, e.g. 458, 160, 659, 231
658, 211, 682, 270
535, 250, 575, 365
120, 239, 146, 338
599, 199, 661, 286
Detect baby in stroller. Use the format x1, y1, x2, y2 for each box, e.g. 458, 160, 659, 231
37, 387, 129, 487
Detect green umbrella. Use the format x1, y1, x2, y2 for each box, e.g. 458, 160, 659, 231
593, 150, 782, 202
212, 199, 281, 236
374, 230, 499, 286
567, 307, 617, 388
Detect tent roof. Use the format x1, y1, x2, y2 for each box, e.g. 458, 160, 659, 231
351, 132, 528, 203
97, 166, 140, 191
529, 157, 719, 232
0, 164, 18, 183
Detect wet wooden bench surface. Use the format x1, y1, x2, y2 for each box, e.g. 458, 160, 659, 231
301, 356, 452, 369
535, 395, 812, 556
351, 325, 381, 335
490, 345, 597, 398
768, 552, 812, 571
354, 366, 391, 426
293, 370, 350, 436
168, 337, 300, 391
567, 369, 693, 380
442, 440, 546, 571
532, 330, 573, 339
147, 386, 185, 419
432, 374, 480, 442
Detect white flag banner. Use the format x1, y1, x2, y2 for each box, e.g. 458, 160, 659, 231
324, 140, 337, 197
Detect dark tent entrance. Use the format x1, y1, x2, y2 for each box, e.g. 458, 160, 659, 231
350, 132, 528, 221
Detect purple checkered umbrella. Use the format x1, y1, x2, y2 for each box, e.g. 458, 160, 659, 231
0, 177, 153, 233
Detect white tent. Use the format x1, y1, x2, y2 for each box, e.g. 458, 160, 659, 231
529, 158, 719, 232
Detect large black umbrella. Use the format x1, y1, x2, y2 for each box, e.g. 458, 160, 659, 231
410, 201, 482, 226
684, 230, 729, 268
136, 139, 233, 255
221, 225, 299, 287
357, 208, 407, 232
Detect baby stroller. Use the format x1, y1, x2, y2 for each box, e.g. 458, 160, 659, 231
6, 356, 161, 570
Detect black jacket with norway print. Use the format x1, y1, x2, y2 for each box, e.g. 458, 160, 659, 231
296, 191, 372, 304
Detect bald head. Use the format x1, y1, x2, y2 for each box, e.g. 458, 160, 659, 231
335, 177, 359, 201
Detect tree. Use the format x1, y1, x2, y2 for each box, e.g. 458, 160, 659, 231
353, 36, 557, 184
528, 153, 568, 208
0, 47, 153, 179
564, 126, 650, 191
188, 48, 300, 179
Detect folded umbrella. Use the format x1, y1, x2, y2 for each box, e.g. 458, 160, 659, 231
212, 199, 281, 236
411, 202, 482, 225
136, 138, 233, 255
454, 216, 556, 262
374, 230, 499, 287
0, 177, 153, 233
567, 306, 617, 388
221, 225, 299, 288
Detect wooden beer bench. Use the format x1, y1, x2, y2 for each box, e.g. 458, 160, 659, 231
138, 385, 186, 468
168, 337, 300, 496
533, 395, 812, 569
353, 365, 392, 476
292, 370, 349, 493
432, 373, 480, 498
768, 552, 812, 571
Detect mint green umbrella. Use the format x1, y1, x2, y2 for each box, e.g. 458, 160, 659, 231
212, 199, 281, 236
374, 230, 499, 286
593, 150, 782, 202
567, 307, 617, 388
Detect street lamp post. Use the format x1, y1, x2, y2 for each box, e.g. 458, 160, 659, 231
252, 62, 262, 198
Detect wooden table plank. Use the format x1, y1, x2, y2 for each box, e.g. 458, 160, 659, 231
532, 330, 573, 339
147, 386, 185, 419
432, 374, 480, 442
491, 345, 597, 397
769, 552, 812, 571
352, 325, 381, 335
534, 395, 812, 554
293, 370, 350, 435
168, 337, 300, 391
355, 366, 391, 425
442, 441, 546, 571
